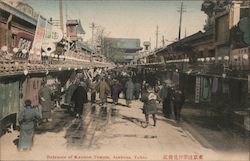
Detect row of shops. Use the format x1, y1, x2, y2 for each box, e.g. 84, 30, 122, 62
0, 68, 96, 135
128, 65, 250, 131
128, 1, 250, 131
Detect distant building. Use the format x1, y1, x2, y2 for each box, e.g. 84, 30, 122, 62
103, 37, 142, 64
66, 19, 85, 41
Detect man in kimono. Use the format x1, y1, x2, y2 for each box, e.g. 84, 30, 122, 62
71, 80, 88, 119
96, 77, 110, 110
125, 78, 134, 107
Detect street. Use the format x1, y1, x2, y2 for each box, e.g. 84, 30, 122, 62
0, 98, 249, 161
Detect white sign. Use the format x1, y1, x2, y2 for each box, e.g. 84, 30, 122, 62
51, 29, 63, 43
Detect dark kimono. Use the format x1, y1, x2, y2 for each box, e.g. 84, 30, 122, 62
111, 82, 121, 103
71, 85, 88, 115
18, 106, 41, 150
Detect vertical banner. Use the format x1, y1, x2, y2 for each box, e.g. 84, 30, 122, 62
44, 21, 53, 41
29, 15, 47, 61
195, 76, 201, 103
248, 75, 250, 94
200, 77, 211, 102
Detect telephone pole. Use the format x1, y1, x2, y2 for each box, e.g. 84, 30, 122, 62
59, 0, 64, 33
162, 35, 165, 47
90, 22, 97, 49
156, 25, 159, 49
177, 1, 186, 40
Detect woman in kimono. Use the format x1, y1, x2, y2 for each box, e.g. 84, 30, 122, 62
18, 100, 41, 151
141, 86, 158, 127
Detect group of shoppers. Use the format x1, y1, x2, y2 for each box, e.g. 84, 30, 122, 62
17, 73, 186, 151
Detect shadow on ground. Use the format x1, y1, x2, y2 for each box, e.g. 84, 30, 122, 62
182, 107, 250, 152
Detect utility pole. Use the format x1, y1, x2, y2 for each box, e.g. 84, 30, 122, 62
90, 22, 97, 49
156, 25, 159, 49
162, 35, 165, 47
177, 1, 186, 40
59, 0, 64, 33
185, 28, 187, 38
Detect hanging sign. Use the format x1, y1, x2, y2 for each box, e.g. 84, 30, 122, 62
248, 75, 250, 94
195, 76, 201, 103
29, 15, 46, 61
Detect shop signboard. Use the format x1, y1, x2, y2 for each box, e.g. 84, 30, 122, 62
200, 77, 211, 102
29, 15, 47, 61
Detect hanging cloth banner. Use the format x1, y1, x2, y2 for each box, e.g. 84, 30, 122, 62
248, 75, 250, 94
195, 76, 201, 103
29, 15, 47, 61
200, 77, 212, 102
172, 72, 179, 86
212, 77, 218, 93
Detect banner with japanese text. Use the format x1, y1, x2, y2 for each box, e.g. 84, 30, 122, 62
29, 15, 46, 61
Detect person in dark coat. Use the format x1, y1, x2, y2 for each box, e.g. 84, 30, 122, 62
38, 81, 53, 122
160, 80, 174, 118
90, 80, 97, 104
125, 78, 134, 107
172, 87, 185, 122
134, 81, 141, 100
159, 81, 169, 117
71, 81, 88, 118
141, 86, 157, 127
111, 79, 121, 105
18, 100, 41, 151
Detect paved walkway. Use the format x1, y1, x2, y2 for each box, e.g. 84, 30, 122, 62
0, 99, 249, 161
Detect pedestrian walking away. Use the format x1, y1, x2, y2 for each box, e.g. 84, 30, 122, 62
18, 100, 41, 151
141, 85, 158, 127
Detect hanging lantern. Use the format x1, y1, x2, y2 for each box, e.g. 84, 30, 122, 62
224, 56, 229, 60
13, 48, 19, 53
243, 54, 248, 60
1, 46, 8, 52
24, 69, 28, 75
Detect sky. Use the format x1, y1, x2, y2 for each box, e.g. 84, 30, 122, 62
25, 0, 207, 48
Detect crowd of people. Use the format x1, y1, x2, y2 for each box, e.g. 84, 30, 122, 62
17, 71, 186, 151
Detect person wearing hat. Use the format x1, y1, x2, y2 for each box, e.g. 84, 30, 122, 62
141, 85, 157, 127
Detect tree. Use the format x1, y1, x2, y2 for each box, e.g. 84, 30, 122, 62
94, 26, 110, 55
